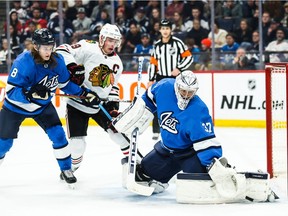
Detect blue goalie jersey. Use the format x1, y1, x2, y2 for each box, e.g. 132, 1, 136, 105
142, 78, 222, 166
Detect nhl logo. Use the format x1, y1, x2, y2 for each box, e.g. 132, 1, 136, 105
248, 79, 256, 90
169, 47, 176, 55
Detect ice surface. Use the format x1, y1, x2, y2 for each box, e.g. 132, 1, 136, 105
0, 126, 287, 216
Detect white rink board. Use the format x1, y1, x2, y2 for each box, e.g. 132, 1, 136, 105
0, 71, 269, 122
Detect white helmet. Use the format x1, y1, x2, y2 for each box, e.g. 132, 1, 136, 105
99, 23, 122, 48
174, 70, 199, 110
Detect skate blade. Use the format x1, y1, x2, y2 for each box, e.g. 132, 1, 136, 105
67, 183, 76, 190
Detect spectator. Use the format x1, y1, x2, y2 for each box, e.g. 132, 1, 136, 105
145, 0, 161, 21
66, 0, 87, 22
165, 0, 184, 21
3, 9, 23, 37
267, 18, 281, 44
172, 12, 188, 40
232, 47, 255, 70
241, 0, 257, 20
265, 27, 288, 63
220, 33, 240, 69
46, 0, 68, 19
247, 30, 262, 68
114, 0, 133, 20
186, 19, 209, 48
5, 25, 22, 53
185, 37, 200, 69
90, 0, 111, 22
47, 11, 74, 46
185, 6, 209, 31
130, 33, 153, 71
22, 37, 33, 52
115, 7, 127, 35
280, 2, 288, 28
195, 38, 212, 71
208, 20, 228, 49
24, 7, 48, 31
234, 18, 253, 48
182, 0, 205, 21
10, 0, 29, 25
128, 7, 150, 33
259, 11, 272, 47
26, 1, 47, 19
122, 21, 142, 54
149, 7, 161, 28
0, 38, 16, 65
150, 21, 161, 45
218, 0, 243, 32
20, 21, 36, 43
89, 8, 111, 40
72, 7, 92, 41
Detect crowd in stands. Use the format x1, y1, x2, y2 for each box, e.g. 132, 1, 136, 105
1, 0, 288, 72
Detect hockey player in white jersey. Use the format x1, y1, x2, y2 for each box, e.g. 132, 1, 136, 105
113, 70, 278, 203
56, 23, 133, 176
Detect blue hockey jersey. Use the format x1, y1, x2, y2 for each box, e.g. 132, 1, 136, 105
4, 51, 83, 115
142, 78, 222, 166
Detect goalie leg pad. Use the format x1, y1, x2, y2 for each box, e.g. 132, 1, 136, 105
208, 157, 246, 198
121, 157, 168, 194
112, 97, 154, 135
176, 172, 276, 204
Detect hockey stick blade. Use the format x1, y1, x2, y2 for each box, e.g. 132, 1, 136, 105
126, 127, 154, 196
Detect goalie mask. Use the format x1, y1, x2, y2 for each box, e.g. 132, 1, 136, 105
174, 70, 199, 110
99, 23, 122, 49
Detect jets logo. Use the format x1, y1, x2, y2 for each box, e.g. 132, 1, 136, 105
89, 64, 115, 87
38, 75, 59, 90
159, 112, 178, 134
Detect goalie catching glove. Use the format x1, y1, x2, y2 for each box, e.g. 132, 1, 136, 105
24, 84, 50, 101
112, 96, 154, 135
67, 63, 85, 85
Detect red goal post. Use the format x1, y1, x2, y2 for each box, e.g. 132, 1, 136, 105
265, 63, 288, 179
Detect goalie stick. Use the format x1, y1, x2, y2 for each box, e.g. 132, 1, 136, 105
126, 57, 154, 196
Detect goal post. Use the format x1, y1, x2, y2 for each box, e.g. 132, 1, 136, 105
265, 63, 288, 180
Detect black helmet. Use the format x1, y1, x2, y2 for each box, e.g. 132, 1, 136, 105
32, 28, 55, 45
160, 19, 172, 28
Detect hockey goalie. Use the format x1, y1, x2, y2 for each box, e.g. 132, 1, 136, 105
112, 70, 279, 203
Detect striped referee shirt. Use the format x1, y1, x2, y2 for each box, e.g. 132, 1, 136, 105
148, 36, 193, 81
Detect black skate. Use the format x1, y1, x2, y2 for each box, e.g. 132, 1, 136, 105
60, 169, 77, 189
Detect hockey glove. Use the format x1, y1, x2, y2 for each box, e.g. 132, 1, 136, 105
25, 84, 50, 100
81, 89, 101, 107
104, 101, 120, 117
67, 63, 85, 85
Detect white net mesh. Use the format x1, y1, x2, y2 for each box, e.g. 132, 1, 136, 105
269, 66, 287, 178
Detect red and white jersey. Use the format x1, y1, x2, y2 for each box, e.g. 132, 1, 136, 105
56, 39, 123, 114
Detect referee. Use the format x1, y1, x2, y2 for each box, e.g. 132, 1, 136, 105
147, 19, 193, 140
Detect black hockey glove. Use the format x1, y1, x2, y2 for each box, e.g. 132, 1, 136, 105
104, 101, 120, 117
25, 84, 50, 100
67, 63, 85, 85
81, 88, 101, 107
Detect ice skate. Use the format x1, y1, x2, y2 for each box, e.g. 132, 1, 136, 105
60, 169, 77, 189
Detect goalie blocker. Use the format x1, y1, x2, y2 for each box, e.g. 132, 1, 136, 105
176, 158, 279, 204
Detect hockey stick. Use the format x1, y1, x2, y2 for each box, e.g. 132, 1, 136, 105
55, 93, 132, 103
126, 57, 154, 196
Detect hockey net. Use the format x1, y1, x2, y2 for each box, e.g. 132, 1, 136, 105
265, 63, 288, 181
